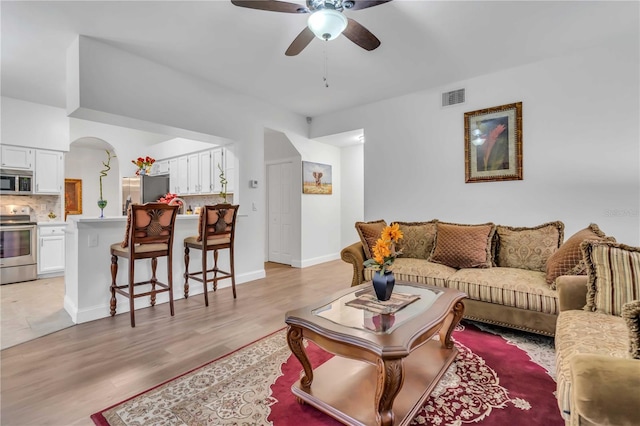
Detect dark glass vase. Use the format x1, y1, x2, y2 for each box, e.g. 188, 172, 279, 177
97, 199, 107, 218
372, 270, 395, 301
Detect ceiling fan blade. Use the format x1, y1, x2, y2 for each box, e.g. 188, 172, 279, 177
285, 27, 315, 56
343, 0, 392, 11
230, 0, 308, 13
343, 18, 381, 51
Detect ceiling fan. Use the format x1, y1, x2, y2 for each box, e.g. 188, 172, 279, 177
230, 0, 392, 56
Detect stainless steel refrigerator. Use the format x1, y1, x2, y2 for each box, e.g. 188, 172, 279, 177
122, 175, 170, 215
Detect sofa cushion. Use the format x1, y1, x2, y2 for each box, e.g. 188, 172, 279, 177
554, 310, 630, 420
494, 221, 564, 272
447, 267, 558, 315
428, 222, 495, 269
622, 300, 640, 359
545, 223, 615, 289
355, 220, 387, 259
394, 221, 437, 260
363, 258, 456, 288
582, 240, 640, 316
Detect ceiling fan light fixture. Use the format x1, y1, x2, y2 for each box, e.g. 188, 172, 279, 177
307, 9, 348, 41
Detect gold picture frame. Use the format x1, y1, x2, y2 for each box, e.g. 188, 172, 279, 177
464, 102, 523, 183
65, 178, 82, 216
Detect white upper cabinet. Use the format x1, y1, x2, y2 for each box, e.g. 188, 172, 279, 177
1, 145, 34, 170
199, 151, 213, 194
34, 149, 63, 194
177, 156, 189, 195
159, 144, 237, 197
151, 159, 170, 175
224, 147, 236, 194
169, 158, 179, 194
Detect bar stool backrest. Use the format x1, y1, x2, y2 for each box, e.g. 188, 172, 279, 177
198, 204, 239, 243
127, 203, 179, 248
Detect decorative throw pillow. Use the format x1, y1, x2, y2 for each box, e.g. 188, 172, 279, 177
583, 240, 640, 316
545, 223, 615, 288
493, 221, 564, 272
428, 222, 496, 269
622, 300, 640, 359
355, 220, 387, 259
394, 220, 438, 260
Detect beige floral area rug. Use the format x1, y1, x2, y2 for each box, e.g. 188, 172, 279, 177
92, 322, 563, 426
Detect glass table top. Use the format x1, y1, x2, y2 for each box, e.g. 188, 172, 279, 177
312, 283, 443, 334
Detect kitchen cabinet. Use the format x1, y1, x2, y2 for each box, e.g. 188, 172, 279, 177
177, 156, 189, 195
38, 224, 65, 275
224, 147, 236, 193
151, 159, 170, 176
169, 158, 179, 193
187, 153, 199, 194
199, 151, 213, 194
34, 149, 63, 194
1, 145, 34, 170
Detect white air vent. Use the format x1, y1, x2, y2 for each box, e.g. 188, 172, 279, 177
442, 88, 465, 107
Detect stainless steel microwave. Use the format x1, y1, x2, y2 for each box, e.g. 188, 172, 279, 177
0, 169, 33, 194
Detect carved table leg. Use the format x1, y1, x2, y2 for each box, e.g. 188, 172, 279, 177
286, 326, 313, 394
439, 300, 465, 349
375, 358, 404, 426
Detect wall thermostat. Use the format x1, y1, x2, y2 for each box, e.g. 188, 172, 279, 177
250, 180, 258, 188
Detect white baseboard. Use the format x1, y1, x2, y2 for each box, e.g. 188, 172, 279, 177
297, 253, 341, 268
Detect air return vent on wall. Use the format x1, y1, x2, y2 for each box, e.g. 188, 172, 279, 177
442, 88, 465, 107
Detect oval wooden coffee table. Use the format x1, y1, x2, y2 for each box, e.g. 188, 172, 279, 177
285, 281, 465, 426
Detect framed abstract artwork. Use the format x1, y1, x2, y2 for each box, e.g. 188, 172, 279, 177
464, 102, 523, 183
302, 161, 332, 194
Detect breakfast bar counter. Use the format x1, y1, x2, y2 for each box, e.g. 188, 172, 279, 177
64, 214, 249, 324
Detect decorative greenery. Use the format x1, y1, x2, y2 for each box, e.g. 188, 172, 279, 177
218, 163, 228, 202
363, 224, 404, 274
99, 150, 116, 201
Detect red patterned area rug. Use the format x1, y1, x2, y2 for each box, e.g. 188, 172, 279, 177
91, 321, 562, 426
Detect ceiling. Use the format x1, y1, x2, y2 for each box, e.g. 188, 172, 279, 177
1, 1, 637, 119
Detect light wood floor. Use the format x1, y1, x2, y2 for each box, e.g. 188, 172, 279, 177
0, 260, 353, 426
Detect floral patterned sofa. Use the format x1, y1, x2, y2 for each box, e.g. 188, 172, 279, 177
554, 241, 640, 425
341, 220, 615, 336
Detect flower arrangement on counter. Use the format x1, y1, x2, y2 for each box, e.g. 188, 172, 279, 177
132, 156, 155, 175
363, 223, 404, 274
158, 192, 181, 205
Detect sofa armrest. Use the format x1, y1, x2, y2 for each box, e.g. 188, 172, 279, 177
341, 242, 366, 287
571, 354, 640, 426
557, 275, 589, 312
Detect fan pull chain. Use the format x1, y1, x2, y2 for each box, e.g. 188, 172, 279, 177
323, 41, 329, 88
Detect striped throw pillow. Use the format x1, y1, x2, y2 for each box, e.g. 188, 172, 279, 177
583, 240, 640, 316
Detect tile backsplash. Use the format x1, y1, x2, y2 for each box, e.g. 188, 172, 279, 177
0, 194, 62, 222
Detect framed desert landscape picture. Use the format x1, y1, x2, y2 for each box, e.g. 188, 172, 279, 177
302, 161, 332, 195
464, 102, 523, 183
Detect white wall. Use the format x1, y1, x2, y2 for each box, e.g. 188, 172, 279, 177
340, 144, 364, 248
65, 36, 314, 282
311, 45, 640, 246
1, 97, 69, 151
286, 134, 342, 266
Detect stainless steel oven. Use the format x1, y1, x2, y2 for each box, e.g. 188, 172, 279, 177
0, 206, 37, 285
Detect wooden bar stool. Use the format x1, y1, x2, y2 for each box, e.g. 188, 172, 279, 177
110, 203, 179, 327
183, 204, 239, 306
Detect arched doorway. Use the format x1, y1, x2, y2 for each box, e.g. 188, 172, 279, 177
66, 137, 120, 218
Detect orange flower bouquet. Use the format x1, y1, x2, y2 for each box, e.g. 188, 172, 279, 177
363, 223, 404, 274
